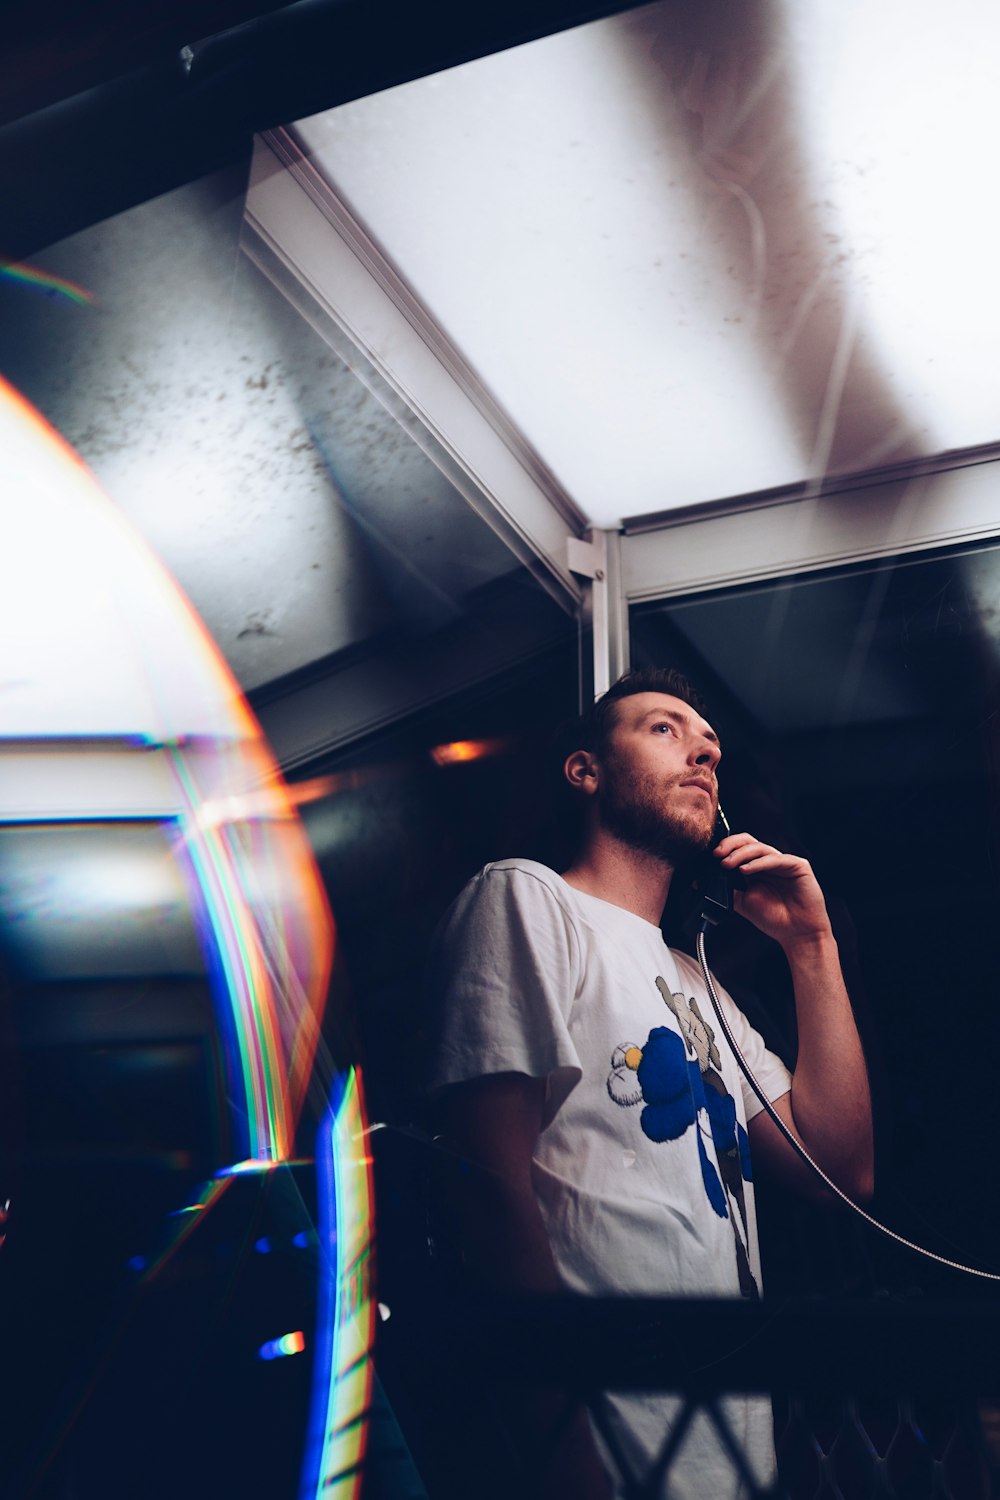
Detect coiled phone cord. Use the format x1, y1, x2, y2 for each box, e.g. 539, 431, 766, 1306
695, 927, 1000, 1284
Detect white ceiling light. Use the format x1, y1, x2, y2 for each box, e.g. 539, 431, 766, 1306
294, 0, 1000, 526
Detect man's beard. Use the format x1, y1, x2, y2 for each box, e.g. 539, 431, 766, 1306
600, 764, 716, 865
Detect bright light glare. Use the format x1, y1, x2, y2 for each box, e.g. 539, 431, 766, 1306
217, 1159, 286, 1177
0, 375, 248, 739
791, 0, 1000, 454
0, 373, 334, 1171
297, 0, 1000, 523
297, 23, 797, 521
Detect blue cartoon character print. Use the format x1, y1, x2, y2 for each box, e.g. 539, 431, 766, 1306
607, 979, 758, 1298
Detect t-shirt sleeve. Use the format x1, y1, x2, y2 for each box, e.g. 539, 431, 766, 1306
712, 976, 793, 1123
425, 865, 584, 1124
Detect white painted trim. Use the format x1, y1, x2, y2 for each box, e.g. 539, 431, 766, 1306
566, 534, 604, 581
601, 527, 630, 684
245, 131, 585, 606
566, 529, 629, 698
621, 460, 1000, 602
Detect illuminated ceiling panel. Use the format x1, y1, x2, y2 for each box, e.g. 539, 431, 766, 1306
294, 0, 1000, 526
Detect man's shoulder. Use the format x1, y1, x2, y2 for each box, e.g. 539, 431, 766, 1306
435, 858, 588, 938
452, 858, 574, 916
477, 857, 564, 887
430, 859, 583, 978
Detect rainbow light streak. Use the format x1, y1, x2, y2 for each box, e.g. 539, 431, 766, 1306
169, 749, 292, 1164
170, 744, 333, 1166
299, 1068, 375, 1500
224, 802, 329, 1118
0, 260, 95, 305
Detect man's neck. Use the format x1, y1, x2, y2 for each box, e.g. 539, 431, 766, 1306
561, 831, 674, 927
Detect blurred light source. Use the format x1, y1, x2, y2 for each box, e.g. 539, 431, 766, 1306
429, 737, 511, 767
259, 1330, 306, 1361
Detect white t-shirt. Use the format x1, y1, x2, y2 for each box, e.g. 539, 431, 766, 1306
427, 859, 793, 1499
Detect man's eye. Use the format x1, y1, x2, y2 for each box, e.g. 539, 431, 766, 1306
652, 723, 674, 734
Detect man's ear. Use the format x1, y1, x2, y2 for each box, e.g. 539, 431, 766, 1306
564, 749, 599, 795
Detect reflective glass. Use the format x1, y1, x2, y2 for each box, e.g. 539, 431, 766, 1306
631, 542, 1000, 1292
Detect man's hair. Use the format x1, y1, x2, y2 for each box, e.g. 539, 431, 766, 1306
574, 666, 709, 758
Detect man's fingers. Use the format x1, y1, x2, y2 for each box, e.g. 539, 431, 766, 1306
716, 840, 811, 878
727, 852, 796, 875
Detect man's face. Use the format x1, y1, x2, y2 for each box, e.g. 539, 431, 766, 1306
596, 692, 721, 863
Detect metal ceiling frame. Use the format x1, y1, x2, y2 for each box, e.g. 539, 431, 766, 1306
571, 453, 1000, 699
246, 130, 588, 609
619, 452, 1000, 603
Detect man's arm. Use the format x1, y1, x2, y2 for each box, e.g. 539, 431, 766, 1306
437, 1072, 563, 1291
436, 1072, 615, 1500
715, 834, 874, 1203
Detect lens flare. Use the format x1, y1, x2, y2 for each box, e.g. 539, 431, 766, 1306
0, 260, 95, 305
0, 377, 371, 1486
0, 372, 333, 1167
300, 1068, 375, 1500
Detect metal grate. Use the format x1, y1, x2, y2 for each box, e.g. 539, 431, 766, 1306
578, 1392, 997, 1499
774, 1395, 995, 1500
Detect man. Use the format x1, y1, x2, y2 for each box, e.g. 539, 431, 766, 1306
426, 667, 873, 1499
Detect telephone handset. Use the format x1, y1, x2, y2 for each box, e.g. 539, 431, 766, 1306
695, 805, 744, 931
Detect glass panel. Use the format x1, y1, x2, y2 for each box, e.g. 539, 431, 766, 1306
0, 158, 580, 1500
631, 541, 1000, 1294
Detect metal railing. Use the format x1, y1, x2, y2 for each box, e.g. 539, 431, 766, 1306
381, 1296, 1000, 1499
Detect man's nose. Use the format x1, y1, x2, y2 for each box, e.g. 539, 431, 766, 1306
692, 739, 720, 769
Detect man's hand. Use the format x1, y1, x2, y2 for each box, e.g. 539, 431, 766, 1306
714, 833, 875, 1203
714, 832, 832, 951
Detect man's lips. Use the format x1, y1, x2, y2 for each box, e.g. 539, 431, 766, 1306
680, 779, 715, 800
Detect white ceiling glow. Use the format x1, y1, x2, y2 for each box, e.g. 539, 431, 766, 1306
790, 0, 1000, 456
294, 0, 1000, 527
